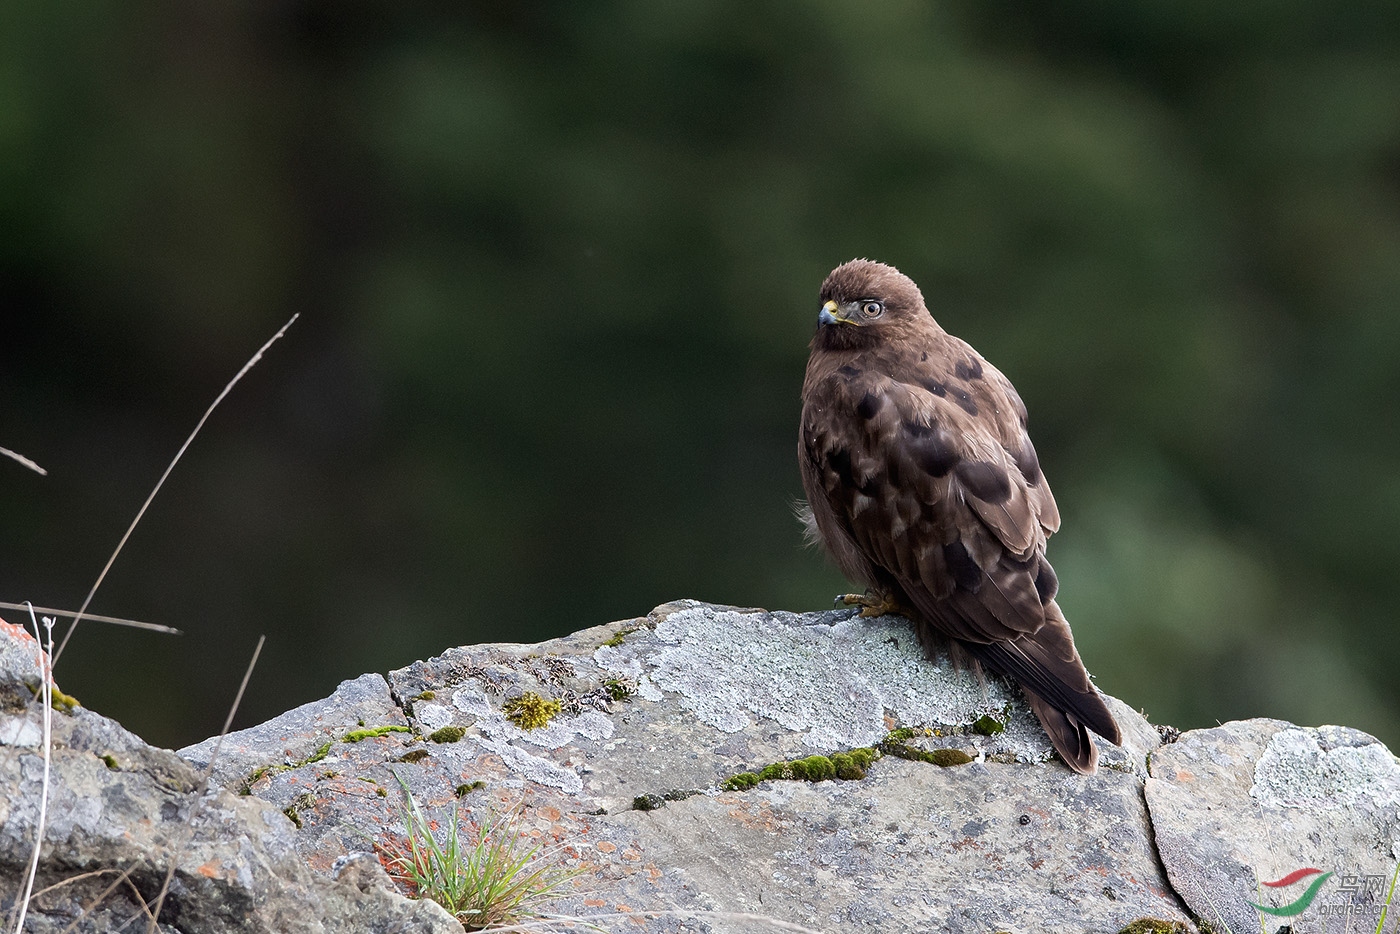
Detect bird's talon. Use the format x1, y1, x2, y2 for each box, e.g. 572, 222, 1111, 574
838, 592, 896, 618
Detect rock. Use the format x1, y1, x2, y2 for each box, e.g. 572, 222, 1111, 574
185, 600, 1190, 932
10, 600, 1398, 934
0, 617, 461, 933
1146, 718, 1400, 933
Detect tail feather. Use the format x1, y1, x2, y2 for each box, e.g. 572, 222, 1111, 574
1024, 688, 1099, 774
960, 600, 1119, 772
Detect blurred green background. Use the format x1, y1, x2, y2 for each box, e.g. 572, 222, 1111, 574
3, 1, 1399, 752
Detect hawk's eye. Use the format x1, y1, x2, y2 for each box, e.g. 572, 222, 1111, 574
861, 301, 885, 318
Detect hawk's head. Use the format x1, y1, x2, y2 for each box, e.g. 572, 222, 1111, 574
812, 259, 932, 351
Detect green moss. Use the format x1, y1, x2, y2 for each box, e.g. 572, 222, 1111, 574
789, 756, 836, 782
27, 681, 80, 712
758, 762, 789, 781
502, 692, 562, 730
376, 786, 387, 797
881, 727, 974, 767
731, 747, 881, 790
239, 741, 334, 795
1118, 920, 1189, 934
722, 772, 760, 791
414, 690, 436, 701
632, 793, 666, 811
972, 713, 1007, 736
427, 725, 466, 744
603, 678, 635, 701
100, 754, 119, 771
282, 791, 316, 829
455, 781, 486, 797
398, 749, 430, 763
341, 725, 411, 743
600, 625, 642, 648
929, 748, 974, 767
832, 752, 875, 780
884, 726, 926, 743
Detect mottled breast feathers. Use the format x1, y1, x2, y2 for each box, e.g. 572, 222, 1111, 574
800, 338, 1060, 643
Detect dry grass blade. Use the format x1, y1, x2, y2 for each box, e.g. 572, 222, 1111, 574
139, 634, 264, 933
51, 313, 298, 667
10, 604, 55, 934
0, 446, 46, 476
0, 602, 180, 635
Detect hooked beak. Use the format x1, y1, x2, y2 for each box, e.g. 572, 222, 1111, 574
818, 299, 851, 327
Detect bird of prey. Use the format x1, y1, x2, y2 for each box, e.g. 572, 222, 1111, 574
798, 258, 1120, 773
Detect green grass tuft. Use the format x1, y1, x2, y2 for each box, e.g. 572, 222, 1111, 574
380, 772, 580, 930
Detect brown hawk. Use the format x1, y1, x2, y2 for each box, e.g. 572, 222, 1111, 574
798, 258, 1120, 773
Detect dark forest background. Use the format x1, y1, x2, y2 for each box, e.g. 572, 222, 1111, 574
4, 1, 1399, 752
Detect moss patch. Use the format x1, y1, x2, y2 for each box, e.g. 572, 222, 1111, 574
27, 681, 80, 712
100, 754, 120, 771
972, 711, 1008, 735
397, 749, 430, 764
341, 725, 411, 743
413, 690, 436, 701
282, 791, 316, 829
427, 725, 465, 744
880, 727, 975, 767
239, 741, 333, 795
1118, 920, 1189, 934
455, 780, 486, 797
722, 772, 759, 792
726, 747, 879, 790
600, 626, 642, 648
502, 692, 562, 730
632, 793, 666, 811
603, 677, 635, 701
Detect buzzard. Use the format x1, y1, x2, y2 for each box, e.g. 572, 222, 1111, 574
798, 259, 1120, 773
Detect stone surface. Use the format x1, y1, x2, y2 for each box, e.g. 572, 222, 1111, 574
0, 617, 463, 934
180, 672, 408, 791
1146, 718, 1400, 934
188, 600, 1189, 933
12, 599, 1399, 934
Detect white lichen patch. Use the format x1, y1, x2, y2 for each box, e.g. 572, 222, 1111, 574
626, 604, 1027, 751
413, 702, 455, 732
1251, 726, 1400, 810
451, 683, 493, 718
504, 710, 615, 749
472, 733, 583, 794
0, 715, 42, 747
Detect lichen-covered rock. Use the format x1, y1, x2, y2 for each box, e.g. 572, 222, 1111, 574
1146, 718, 1400, 934
0, 618, 461, 933
186, 600, 1187, 932
19, 600, 1395, 934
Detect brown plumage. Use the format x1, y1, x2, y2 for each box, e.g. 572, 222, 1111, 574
798, 258, 1120, 773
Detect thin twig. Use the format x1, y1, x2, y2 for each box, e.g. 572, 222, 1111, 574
142, 634, 264, 933
51, 313, 298, 667
11, 604, 55, 934
33, 868, 154, 934
0, 602, 180, 635
0, 446, 46, 476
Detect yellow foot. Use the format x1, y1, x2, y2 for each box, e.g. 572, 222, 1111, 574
837, 592, 900, 619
